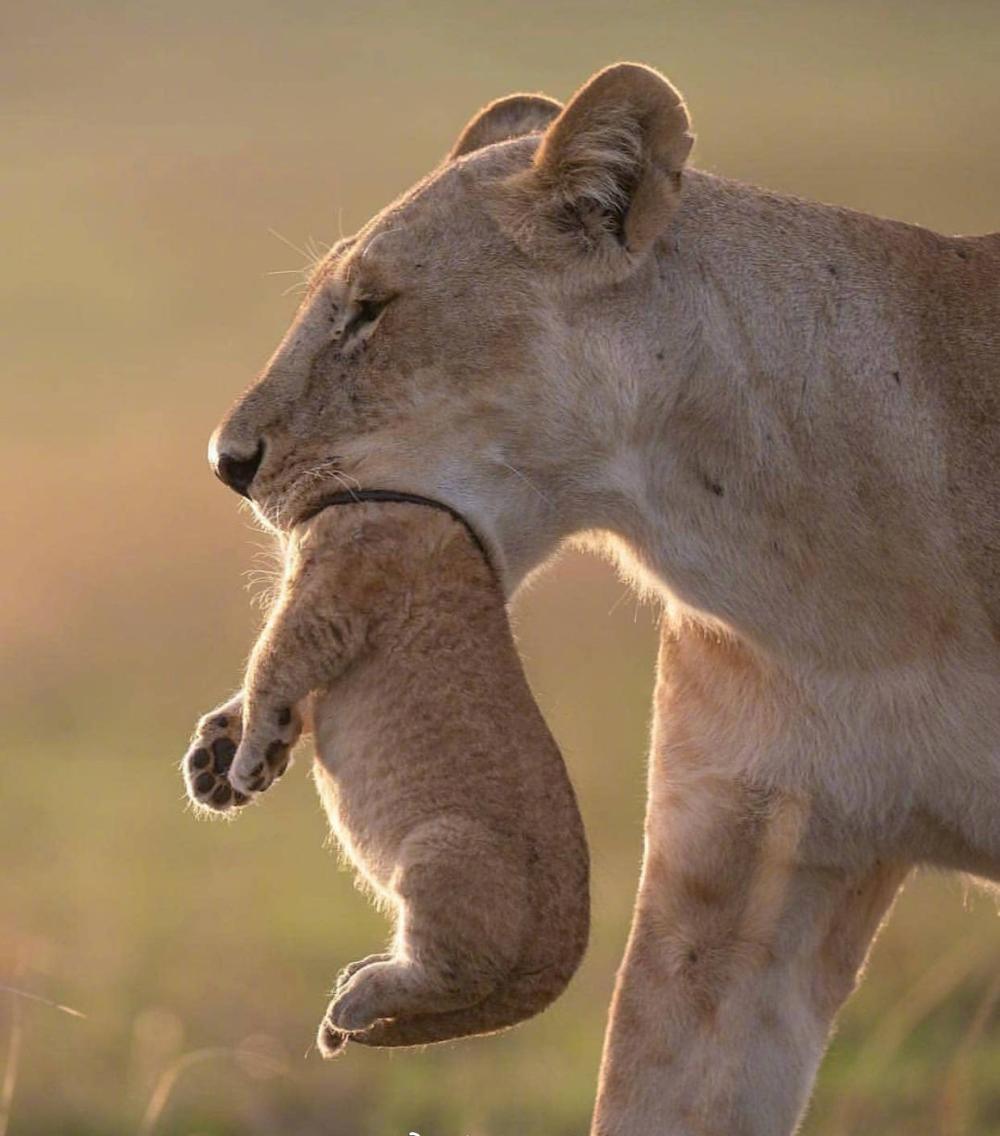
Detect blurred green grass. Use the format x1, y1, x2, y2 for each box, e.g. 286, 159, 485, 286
1, 2, 998, 1133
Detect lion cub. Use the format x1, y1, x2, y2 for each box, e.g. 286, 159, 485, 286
182, 500, 589, 1055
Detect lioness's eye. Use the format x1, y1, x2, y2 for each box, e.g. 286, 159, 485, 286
343, 295, 391, 340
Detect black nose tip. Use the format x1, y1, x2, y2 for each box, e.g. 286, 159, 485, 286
214, 440, 264, 498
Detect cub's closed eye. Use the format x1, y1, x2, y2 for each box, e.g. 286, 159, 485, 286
344, 296, 392, 339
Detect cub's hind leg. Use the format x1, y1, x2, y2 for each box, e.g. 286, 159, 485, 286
319, 818, 529, 1054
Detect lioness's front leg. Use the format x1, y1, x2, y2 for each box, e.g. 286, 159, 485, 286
591, 633, 908, 1136
593, 787, 905, 1134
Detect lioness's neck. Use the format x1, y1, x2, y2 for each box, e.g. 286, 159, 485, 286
581, 171, 989, 670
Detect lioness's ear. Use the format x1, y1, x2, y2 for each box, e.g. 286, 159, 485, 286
499, 63, 694, 271
449, 93, 563, 160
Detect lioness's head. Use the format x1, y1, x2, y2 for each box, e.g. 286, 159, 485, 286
210, 63, 693, 588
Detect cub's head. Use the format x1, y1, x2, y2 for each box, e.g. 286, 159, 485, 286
210, 63, 693, 588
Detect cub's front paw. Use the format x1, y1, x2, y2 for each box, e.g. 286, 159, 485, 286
182, 701, 250, 814
228, 703, 302, 797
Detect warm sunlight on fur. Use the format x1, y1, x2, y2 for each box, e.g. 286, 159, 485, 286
208, 61, 1000, 1136
181, 502, 589, 1057
5, 7, 999, 1134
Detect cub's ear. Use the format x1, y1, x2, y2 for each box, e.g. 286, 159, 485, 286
496, 63, 694, 274
449, 93, 563, 160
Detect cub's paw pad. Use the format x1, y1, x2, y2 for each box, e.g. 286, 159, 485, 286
316, 1015, 348, 1059
182, 715, 249, 814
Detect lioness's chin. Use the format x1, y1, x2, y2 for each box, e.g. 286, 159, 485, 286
248, 491, 313, 534
249, 474, 358, 533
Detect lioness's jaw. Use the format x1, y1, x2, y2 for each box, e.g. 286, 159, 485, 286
492, 62, 694, 279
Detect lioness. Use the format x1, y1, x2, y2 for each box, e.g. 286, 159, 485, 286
183, 498, 589, 1056
204, 62, 999, 1136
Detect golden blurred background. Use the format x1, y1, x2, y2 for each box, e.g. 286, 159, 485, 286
2, 2, 998, 1133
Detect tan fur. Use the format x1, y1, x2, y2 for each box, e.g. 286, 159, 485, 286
184, 502, 589, 1056
448, 93, 561, 161
202, 61, 999, 1133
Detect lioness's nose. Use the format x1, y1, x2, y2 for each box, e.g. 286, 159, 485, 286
212, 439, 264, 498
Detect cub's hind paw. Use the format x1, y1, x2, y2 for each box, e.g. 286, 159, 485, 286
335, 953, 392, 993
228, 704, 302, 797
327, 959, 412, 1034
314, 953, 394, 1054
182, 704, 250, 814
316, 1014, 348, 1059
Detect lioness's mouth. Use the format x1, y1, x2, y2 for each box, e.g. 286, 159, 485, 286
291, 486, 496, 575
249, 455, 362, 530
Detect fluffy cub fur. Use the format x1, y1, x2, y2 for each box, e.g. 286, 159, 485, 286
183, 501, 589, 1055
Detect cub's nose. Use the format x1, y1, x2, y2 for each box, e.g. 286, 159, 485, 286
212, 440, 264, 498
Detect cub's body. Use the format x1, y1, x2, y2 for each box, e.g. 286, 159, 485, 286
305, 503, 589, 1052
183, 501, 589, 1054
